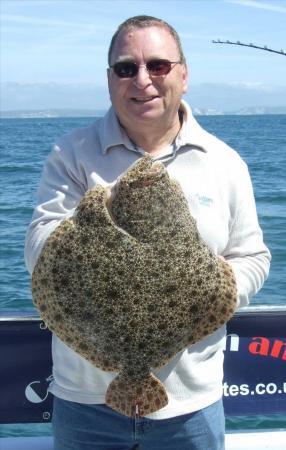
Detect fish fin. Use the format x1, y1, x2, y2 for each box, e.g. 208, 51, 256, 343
105, 372, 168, 417
75, 185, 113, 228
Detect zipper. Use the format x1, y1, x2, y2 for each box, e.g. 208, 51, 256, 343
134, 402, 140, 419
133, 402, 140, 441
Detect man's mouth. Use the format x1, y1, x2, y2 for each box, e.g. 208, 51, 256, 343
131, 96, 159, 103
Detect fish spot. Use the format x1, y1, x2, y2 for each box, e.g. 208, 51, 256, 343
162, 284, 177, 294
189, 305, 199, 314
107, 289, 119, 300
82, 311, 95, 321
106, 240, 116, 249
147, 304, 155, 312
60, 276, 69, 287
84, 288, 93, 297
168, 300, 177, 308
39, 304, 47, 312
80, 235, 89, 245
54, 313, 62, 322
225, 291, 234, 300
78, 342, 89, 351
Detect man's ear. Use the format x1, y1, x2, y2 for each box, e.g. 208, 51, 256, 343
182, 64, 189, 94
107, 68, 112, 99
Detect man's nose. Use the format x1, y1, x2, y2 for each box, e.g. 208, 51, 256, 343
132, 65, 152, 88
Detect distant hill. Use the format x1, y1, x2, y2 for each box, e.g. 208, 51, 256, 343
1, 106, 286, 118
192, 106, 286, 115
226, 106, 286, 115
0, 109, 107, 119
1, 82, 286, 115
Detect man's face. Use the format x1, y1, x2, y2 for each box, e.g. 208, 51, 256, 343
107, 26, 188, 132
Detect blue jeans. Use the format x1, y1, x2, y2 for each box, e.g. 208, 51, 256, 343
52, 396, 225, 450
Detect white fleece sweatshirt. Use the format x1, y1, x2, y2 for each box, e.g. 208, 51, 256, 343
25, 100, 270, 419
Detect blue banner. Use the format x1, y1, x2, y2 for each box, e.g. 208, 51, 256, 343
0, 310, 285, 423
223, 312, 286, 416
0, 317, 53, 424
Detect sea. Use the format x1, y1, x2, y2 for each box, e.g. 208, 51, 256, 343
0, 114, 285, 437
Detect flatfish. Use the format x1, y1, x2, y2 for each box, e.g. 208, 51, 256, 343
32, 155, 237, 417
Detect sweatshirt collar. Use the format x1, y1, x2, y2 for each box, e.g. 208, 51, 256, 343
101, 99, 209, 155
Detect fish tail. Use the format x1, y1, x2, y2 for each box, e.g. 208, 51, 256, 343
105, 372, 168, 417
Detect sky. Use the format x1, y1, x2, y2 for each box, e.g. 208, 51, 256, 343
1, 0, 286, 111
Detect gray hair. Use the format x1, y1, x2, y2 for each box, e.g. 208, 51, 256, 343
108, 15, 186, 65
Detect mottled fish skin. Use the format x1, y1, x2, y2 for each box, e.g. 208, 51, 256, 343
32, 155, 237, 417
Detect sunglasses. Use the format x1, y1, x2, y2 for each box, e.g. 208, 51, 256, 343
109, 59, 182, 78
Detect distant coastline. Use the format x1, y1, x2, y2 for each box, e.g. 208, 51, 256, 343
1, 106, 286, 119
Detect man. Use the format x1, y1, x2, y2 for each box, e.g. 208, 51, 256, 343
25, 15, 270, 450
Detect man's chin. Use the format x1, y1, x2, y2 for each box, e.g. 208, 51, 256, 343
128, 105, 164, 122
